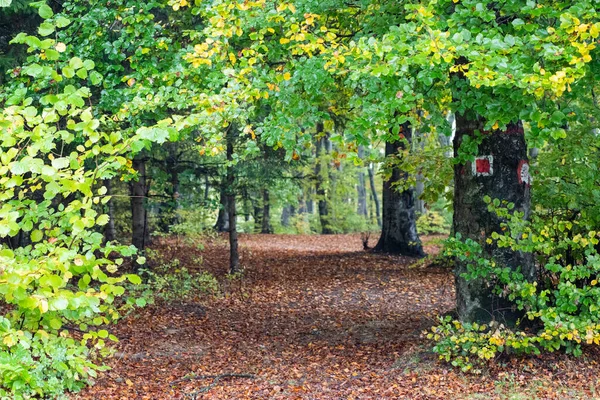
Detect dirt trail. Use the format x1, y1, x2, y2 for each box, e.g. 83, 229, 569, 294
73, 235, 600, 400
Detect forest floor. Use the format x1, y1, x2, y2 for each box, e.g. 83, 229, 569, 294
73, 234, 600, 400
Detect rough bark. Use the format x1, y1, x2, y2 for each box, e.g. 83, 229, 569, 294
374, 123, 424, 257
261, 189, 273, 234
368, 163, 381, 227
453, 114, 534, 324
103, 179, 116, 242
357, 146, 368, 217
130, 156, 148, 253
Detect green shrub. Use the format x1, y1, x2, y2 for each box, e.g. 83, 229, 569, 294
430, 196, 600, 372
417, 210, 451, 235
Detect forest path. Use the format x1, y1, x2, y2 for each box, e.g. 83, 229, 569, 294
73, 235, 597, 399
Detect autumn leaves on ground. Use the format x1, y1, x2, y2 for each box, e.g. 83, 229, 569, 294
74, 235, 600, 400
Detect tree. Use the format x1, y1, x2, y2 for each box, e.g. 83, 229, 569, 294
374, 123, 425, 257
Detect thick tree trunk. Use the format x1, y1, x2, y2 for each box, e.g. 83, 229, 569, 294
374, 123, 424, 257
215, 186, 230, 232
130, 156, 148, 253
357, 146, 368, 217
453, 114, 534, 324
261, 189, 273, 234
226, 130, 240, 274
368, 163, 381, 227
315, 122, 333, 234
103, 179, 116, 242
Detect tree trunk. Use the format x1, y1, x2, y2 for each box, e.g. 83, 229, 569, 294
357, 146, 368, 217
453, 114, 534, 324
374, 123, 424, 257
130, 156, 148, 253
226, 129, 240, 274
368, 163, 381, 227
215, 186, 230, 232
315, 122, 333, 234
261, 189, 273, 233
415, 173, 426, 215
281, 205, 292, 227
103, 179, 116, 242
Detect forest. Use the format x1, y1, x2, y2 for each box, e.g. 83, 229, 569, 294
1, 0, 600, 398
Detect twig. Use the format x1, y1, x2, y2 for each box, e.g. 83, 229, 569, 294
170, 373, 256, 399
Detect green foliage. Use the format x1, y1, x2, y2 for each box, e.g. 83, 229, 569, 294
431, 189, 600, 371
417, 210, 450, 236
132, 264, 219, 304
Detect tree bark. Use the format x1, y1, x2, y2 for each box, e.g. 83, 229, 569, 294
226, 129, 240, 274
368, 163, 381, 227
453, 114, 534, 324
357, 146, 368, 217
315, 122, 333, 234
374, 123, 424, 257
103, 179, 116, 242
215, 186, 230, 232
130, 156, 148, 253
281, 205, 292, 227
261, 189, 273, 233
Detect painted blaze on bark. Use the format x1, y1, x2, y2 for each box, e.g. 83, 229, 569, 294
374, 123, 425, 257
453, 114, 535, 324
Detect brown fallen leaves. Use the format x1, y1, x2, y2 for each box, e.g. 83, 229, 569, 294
72, 234, 600, 400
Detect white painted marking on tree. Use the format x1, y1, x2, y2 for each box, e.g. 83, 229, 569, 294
518, 160, 532, 186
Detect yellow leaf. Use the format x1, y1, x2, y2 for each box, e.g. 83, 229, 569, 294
592, 279, 598, 286
280, 37, 290, 44
55, 42, 67, 53
283, 72, 292, 80
3, 335, 15, 347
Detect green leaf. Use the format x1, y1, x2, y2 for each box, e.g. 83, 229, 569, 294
38, 22, 55, 36
0, 0, 12, 7
62, 66, 75, 79
127, 274, 142, 285
96, 215, 110, 226
30, 230, 43, 243
48, 318, 62, 330
40, 274, 63, 289
90, 71, 103, 85
51, 157, 69, 169
135, 298, 147, 307
38, 4, 54, 19
50, 297, 68, 311
55, 16, 71, 28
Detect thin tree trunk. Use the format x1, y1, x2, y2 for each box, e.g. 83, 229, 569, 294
368, 163, 381, 227
130, 156, 147, 253
104, 179, 116, 242
357, 146, 368, 217
374, 123, 424, 257
204, 174, 210, 202
315, 122, 333, 234
215, 186, 230, 232
260, 189, 273, 233
226, 129, 239, 274
453, 114, 534, 324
